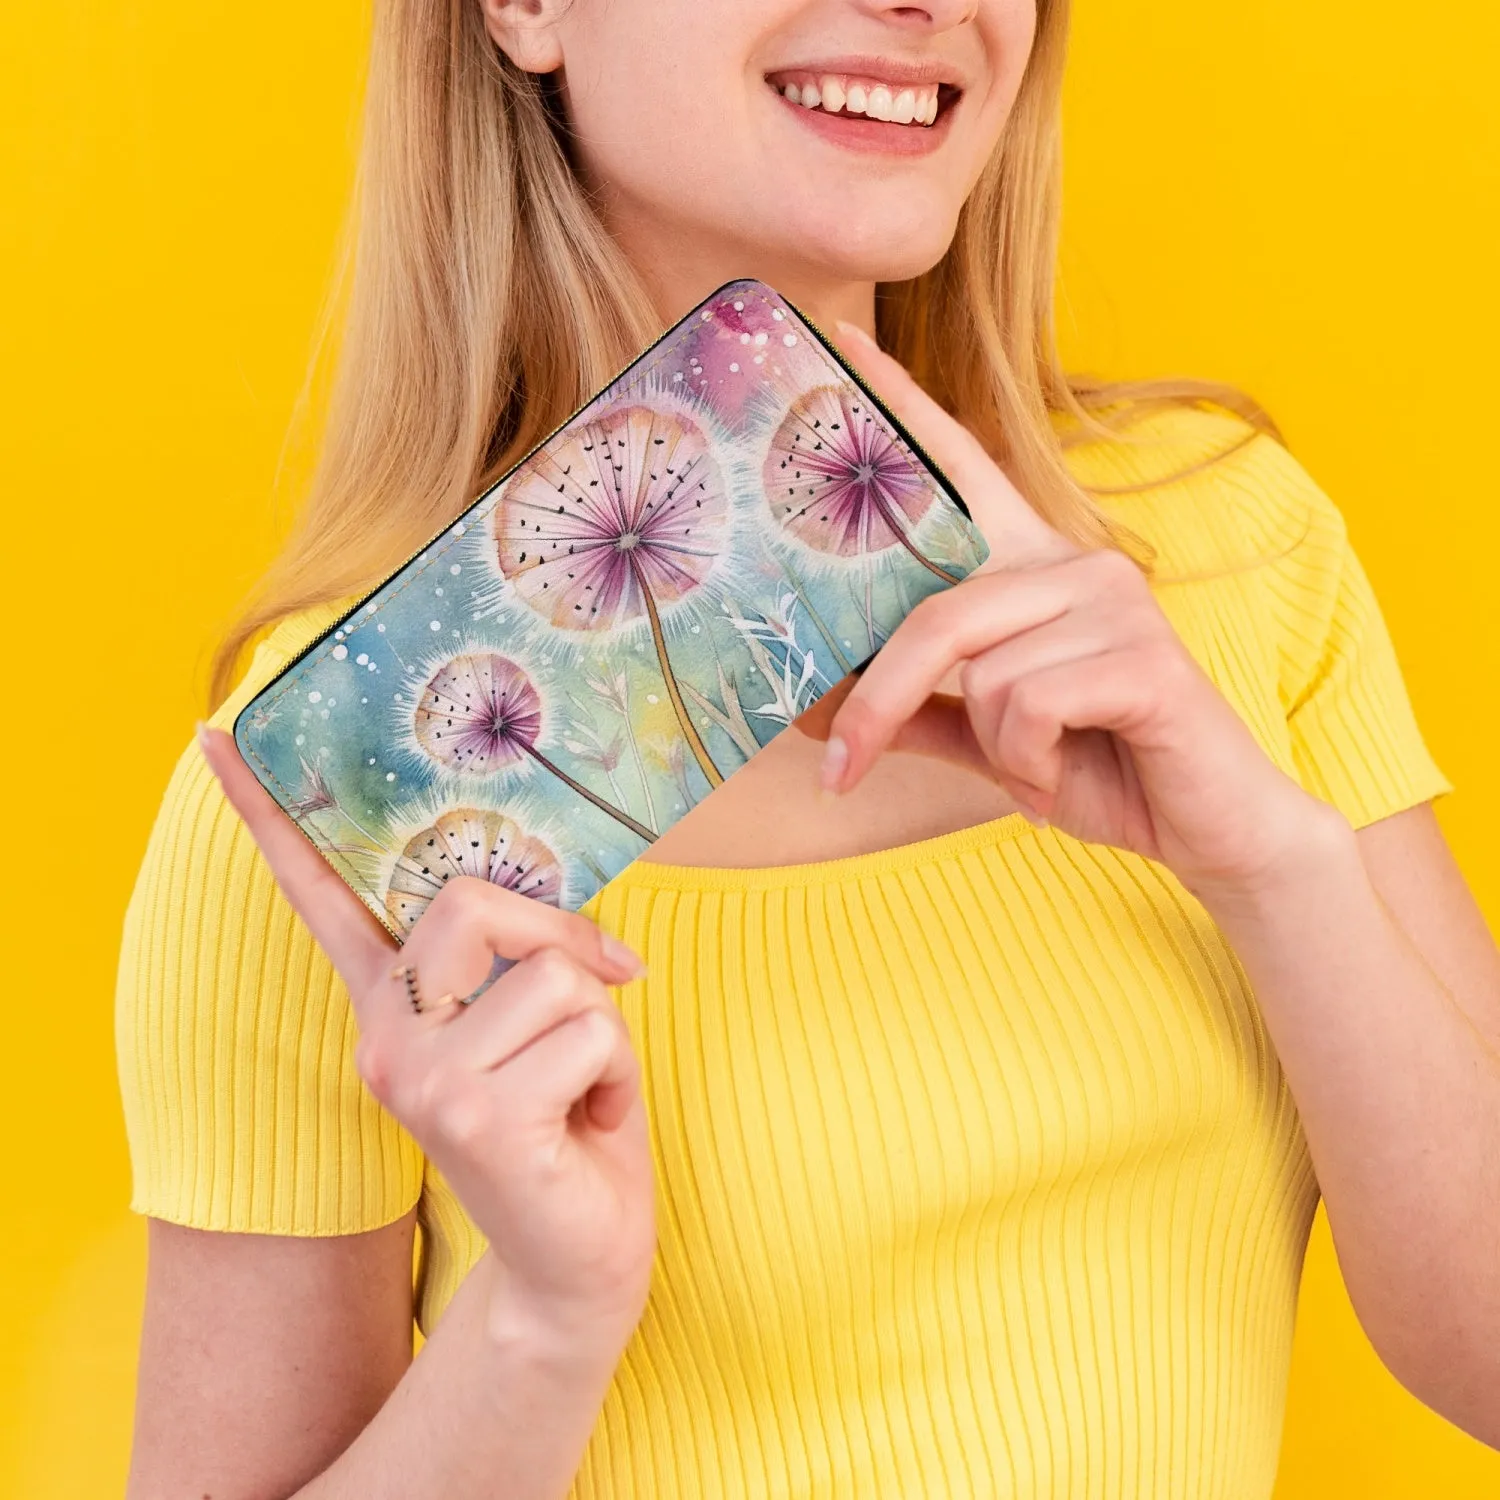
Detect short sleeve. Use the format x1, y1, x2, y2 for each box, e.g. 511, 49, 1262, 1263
1266, 473, 1452, 829
115, 614, 425, 1235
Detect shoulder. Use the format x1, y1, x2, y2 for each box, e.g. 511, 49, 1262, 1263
1055, 400, 1347, 582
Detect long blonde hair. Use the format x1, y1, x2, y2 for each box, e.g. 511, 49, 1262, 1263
210, 0, 1276, 709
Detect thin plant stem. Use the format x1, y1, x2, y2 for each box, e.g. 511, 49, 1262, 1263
630, 555, 723, 788
525, 746, 657, 843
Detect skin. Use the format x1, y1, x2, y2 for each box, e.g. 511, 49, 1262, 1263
128, 1, 1500, 1495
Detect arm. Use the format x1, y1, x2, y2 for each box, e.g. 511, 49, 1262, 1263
822, 318, 1500, 1445
124, 725, 657, 1499
129, 1215, 627, 1500
1197, 802, 1500, 1444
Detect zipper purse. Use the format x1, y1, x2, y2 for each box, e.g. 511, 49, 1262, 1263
234, 277, 990, 939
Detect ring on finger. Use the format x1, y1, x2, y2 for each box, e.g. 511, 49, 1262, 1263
390, 963, 458, 1015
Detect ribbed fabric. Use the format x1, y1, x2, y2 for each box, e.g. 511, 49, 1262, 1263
116, 405, 1450, 1498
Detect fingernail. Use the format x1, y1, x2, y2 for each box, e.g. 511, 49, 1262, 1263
834, 318, 876, 349
601, 932, 647, 980
819, 735, 849, 796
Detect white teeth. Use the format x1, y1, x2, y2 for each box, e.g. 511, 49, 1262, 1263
778, 75, 942, 126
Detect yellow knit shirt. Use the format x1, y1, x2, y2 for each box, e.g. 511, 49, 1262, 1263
116, 405, 1450, 1498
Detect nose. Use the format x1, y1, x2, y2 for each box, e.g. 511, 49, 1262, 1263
854, 0, 978, 28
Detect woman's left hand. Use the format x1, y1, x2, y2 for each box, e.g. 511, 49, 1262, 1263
823, 319, 1340, 899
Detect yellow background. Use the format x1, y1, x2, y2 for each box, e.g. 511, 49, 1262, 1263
2, 1, 1496, 1493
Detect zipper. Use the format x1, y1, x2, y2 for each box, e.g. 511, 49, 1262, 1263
234, 277, 977, 740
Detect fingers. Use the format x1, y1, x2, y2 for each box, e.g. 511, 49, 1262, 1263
823, 565, 1080, 791
505, 1004, 640, 1133
197, 723, 396, 990
830, 320, 1077, 568
404, 877, 645, 1013
431, 946, 612, 1075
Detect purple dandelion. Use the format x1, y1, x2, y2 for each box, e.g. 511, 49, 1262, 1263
493, 402, 730, 787
384, 807, 564, 934
763, 384, 959, 584
413, 652, 656, 842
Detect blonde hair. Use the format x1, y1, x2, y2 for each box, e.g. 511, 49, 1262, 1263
209, 0, 1277, 709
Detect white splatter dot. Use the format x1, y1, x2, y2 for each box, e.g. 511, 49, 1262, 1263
842, 638, 853, 648
753, 354, 766, 365
319, 709, 330, 721
328, 698, 336, 707
449, 563, 461, 575
732, 299, 744, 310
700, 309, 712, 320
365, 602, 378, 614
429, 620, 442, 631
646, 693, 660, 704
356, 653, 369, 665
673, 372, 683, 382
360, 696, 368, 704
368, 757, 376, 765
772, 308, 785, 320
393, 693, 402, 701
367, 662, 377, 672
295, 734, 305, 746
435, 586, 444, 596
331, 644, 348, 660
377, 623, 387, 633
783, 333, 798, 346
739, 332, 751, 344
690, 623, 701, 633
307, 690, 322, 703
334, 629, 345, 640
700, 718, 711, 728
729, 362, 740, 373
754, 331, 768, 346
385, 772, 396, 782
453, 520, 467, 536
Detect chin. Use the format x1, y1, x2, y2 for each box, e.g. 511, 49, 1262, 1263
754, 209, 959, 286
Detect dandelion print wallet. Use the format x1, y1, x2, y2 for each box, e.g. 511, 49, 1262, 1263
235, 277, 991, 939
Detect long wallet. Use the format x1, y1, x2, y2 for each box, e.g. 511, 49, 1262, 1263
235, 277, 990, 939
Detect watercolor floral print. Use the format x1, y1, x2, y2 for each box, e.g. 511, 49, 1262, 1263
236, 279, 989, 937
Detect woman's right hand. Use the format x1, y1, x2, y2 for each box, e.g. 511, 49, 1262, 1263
197, 723, 656, 1357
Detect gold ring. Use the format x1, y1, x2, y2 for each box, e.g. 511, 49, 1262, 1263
390, 963, 457, 1015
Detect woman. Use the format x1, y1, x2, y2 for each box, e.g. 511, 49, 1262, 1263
117, 0, 1500, 1495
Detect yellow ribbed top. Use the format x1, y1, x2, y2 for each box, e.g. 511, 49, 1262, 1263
116, 406, 1450, 1498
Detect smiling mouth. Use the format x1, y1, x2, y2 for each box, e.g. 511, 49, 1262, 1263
764, 70, 961, 130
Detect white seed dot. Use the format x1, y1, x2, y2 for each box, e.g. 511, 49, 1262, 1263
368, 757, 376, 765
646, 693, 660, 704
772, 308, 785, 320
327, 698, 336, 707
729, 362, 740, 373
732, 299, 744, 310
307, 690, 322, 703
331, 644, 348, 660
385, 772, 396, 782
377, 623, 386, 633
356, 653, 369, 665
753, 331, 768, 346
360, 696, 368, 704
690, 624, 701, 633
753, 354, 766, 365
739, 332, 751, 344
454, 521, 467, 536
673, 372, 683, 381
334, 629, 345, 640
700, 309, 712, 320
366, 662, 377, 673
295, 734, 305, 745
365, 602, 377, 614
783, 333, 798, 346
319, 709, 330, 720
435, 586, 444, 596
429, 620, 441, 631
449, 563, 461, 575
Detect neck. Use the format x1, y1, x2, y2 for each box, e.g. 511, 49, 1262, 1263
600, 195, 879, 341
